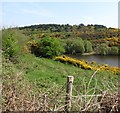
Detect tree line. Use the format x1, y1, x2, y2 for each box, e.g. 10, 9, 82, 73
2, 26, 119, 61
19, 24, 119, 40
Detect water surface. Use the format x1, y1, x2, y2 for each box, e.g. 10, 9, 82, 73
67, 55, 119, 67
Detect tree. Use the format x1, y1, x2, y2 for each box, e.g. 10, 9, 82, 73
2, 29, 19, 60
38, 37, 65, 58
72, 38, 85, 54
99, 43, 109, 55
65, 38, 85, 55
109, 46, 119, 55
84, 40, 93, 52
65, 39, 74, 54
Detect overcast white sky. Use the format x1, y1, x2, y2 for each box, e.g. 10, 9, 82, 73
1, 0, 119, 28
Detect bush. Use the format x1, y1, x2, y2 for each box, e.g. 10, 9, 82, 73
2, 29, 19, 61
98, 43, 109, 55
38, 37, 65, 58
84, 40, 93, 52
109, 46, 119, 55
97, 43, 119, 55
72, 38, 85, 54
65, 38, 85, 54
65, 39, 74, 54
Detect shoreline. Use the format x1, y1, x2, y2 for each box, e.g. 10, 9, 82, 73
82, 52, 96, 55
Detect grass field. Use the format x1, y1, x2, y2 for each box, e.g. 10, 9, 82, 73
2, 54, 119, 111
17, 54, 118, 94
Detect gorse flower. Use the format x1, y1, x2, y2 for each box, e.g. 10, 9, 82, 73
55, 55, 120, 74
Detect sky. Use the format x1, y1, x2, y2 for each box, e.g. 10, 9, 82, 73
1, 1, 119, 28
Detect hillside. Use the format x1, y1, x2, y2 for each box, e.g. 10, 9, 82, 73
2, 53, 119, 111
2, 24, 120, 112
19, 24, 119, 40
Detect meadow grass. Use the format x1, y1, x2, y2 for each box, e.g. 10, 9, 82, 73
3, 54, 119, 111
17, 54, 118, 94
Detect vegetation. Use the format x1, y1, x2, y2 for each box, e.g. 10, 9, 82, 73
98, 43, 109, 55
64, 38, 85, 55
2, 24, 120, 112
2, 29, 20, 61
55, 55, 120, 74
93, 37, 120, 47
96, 43, 119, 55
84, 40, 93, 52
27, 37, 93, 57
19, 24, 119, 40
18, 24, 120, 56
29, 37, 65, 58
2, 28, 30, 61
2, 53, 119, 112
110, 46, 119, 55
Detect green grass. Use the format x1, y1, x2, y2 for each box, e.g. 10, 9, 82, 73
17, 54, 118, 94
3, 54, 119, 111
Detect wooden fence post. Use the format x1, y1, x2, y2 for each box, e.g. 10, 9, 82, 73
65, 76, 74, 112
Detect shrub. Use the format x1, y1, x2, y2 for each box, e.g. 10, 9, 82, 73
98, 43, 109, 55
84, 40, 93, 52
109, 46, 119, 55
72, 38, 85, 54
65, 39, 74, 54
65, 38, 85, 54
27, 40, 40, 56
55, 55, 93, 70
55, 55, 120, 74
2, 29, 19, 61
38, 37, 65, 58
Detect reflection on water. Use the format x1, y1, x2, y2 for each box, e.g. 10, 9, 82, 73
67, 55, 119, 67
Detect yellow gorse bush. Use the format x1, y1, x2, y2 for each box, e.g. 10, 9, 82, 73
55, 55, 120, 74
27, 40, 38, 47
23, 45, 30, 53
55, 55, 93, 70
93, 37, 120, 46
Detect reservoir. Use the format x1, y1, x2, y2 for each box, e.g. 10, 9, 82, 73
67, 55, 119, 67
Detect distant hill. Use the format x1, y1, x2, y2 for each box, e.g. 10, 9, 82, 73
19, 24, 119, 40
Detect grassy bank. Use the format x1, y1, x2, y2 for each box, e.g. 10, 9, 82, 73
2, 25, 120, 111
3, 54, 119, 111
17, 54, 118, 93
